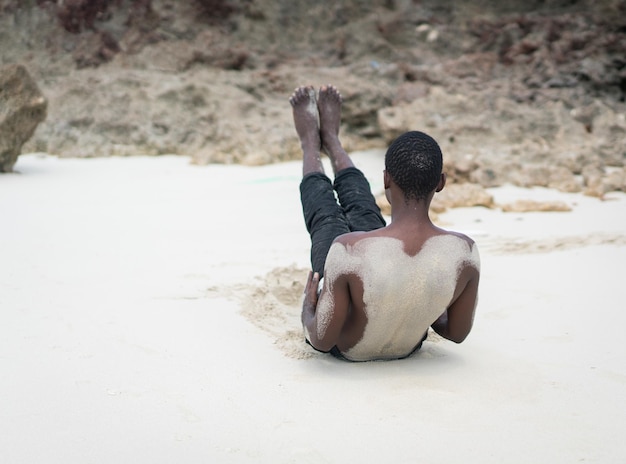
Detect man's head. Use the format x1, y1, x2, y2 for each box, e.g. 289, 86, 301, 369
384, 131, 443, 202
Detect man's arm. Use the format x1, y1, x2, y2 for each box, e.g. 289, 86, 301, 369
431, 265, 480, 343
301, 269, 351, 353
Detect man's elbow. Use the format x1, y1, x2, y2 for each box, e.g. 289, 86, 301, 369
304, 325, 334, 353
308, 336, 335, 353
447, 332, 469, 344
449, 325, 474, 343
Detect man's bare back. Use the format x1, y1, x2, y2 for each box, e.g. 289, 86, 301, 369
292, 84, 481, 361
316, 233, 479, 361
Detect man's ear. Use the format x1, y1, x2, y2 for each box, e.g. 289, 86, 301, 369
383, 170, 391, 189
435, 172, 446, 192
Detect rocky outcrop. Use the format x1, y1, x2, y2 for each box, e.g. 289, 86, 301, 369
500, 200, 572, 212
430, 183, 495, 213
0, 64, 47, 172
378, 87, 625, 195
0, 0, 624, 195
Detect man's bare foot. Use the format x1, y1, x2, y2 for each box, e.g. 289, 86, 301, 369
290, 85, 321, 156
317, 84, 342, 146
317, 85, 354, 173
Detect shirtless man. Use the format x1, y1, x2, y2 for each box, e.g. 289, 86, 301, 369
290, 84, 480, 361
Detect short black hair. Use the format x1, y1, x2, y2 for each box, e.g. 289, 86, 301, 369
384, 131, 443, 201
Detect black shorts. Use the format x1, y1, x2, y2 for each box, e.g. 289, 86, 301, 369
299, 167, 386, 277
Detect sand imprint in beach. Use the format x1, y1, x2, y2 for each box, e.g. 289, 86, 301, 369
213, 265, 321, 359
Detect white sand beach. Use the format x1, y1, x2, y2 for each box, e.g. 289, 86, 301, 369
2, 151, 626, 463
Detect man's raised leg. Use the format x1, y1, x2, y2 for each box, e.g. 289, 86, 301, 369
292, 85, 350, 276
318, 84, 386, 232
289, 85, 323, 176
317, 84, 354, 174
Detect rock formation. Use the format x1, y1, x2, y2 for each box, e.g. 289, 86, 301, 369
0, 64, 47, 172
0, 0, 624, 194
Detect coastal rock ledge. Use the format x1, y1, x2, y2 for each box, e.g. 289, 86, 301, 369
0, 64, 47, 173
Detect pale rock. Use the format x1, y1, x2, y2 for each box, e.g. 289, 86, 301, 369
501, 200, 572, 212
0, 64, 47, 172
430, 183, 495, 213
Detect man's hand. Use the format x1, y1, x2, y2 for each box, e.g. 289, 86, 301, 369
301, 267, 350, 353
302, 271, 320, 319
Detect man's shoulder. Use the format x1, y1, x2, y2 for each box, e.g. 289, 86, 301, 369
439, 229, 476, 248
430, 230, 481, 271
332, 229, 381, 247
329, 231, 403, 260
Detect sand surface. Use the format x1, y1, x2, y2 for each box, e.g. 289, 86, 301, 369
2, 151, 626, 463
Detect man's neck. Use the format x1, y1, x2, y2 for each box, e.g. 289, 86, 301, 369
389, 198, 433, 225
